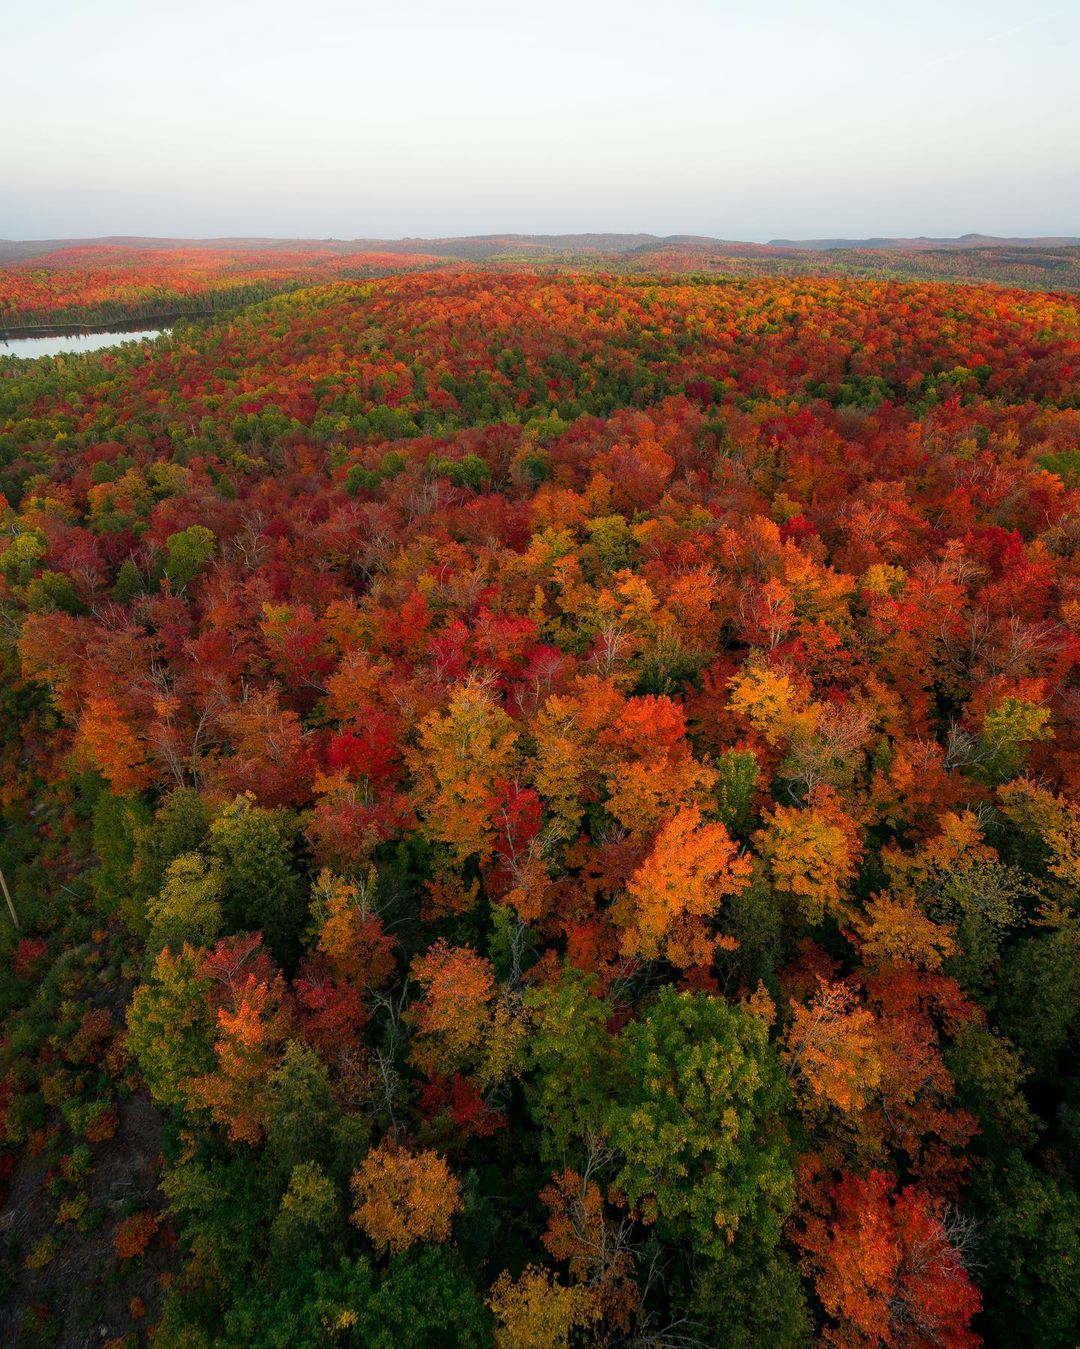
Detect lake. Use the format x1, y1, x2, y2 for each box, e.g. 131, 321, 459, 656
0, 327, 170, 359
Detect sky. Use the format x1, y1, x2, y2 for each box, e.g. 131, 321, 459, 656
2, 0, 1078, 241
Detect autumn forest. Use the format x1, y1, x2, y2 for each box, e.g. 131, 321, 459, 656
1, 248, 1079, 1347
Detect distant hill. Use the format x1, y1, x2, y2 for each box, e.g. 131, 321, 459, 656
0, 233, 731, 263
768, 234, 1080, 251
4, 232, 1080, 265
3, 233, 1079, 300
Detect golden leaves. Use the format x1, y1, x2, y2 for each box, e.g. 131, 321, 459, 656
350, 1139, 461, 1255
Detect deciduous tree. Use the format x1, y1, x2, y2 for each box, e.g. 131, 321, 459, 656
349, 1139, 462, 1254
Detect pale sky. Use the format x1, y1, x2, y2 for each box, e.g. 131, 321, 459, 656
2, 0, 1077, 241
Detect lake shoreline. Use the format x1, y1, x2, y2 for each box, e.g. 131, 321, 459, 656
0, 311, 209, 340
0, 324, 174, 359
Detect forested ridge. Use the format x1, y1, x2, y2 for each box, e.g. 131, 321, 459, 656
3, 239, 1079, 335
0, 248, 447, 332
0, 269, 1079, 1346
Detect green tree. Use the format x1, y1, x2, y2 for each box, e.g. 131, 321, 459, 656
162, 1151, 274, 1292
928, 858, 1027, 997
25, 569, 87, 615
946, 1020, 1038, 1158
720, 864, 785, 988
0, 527, 46, 585
522, 967, 613, 1161
210, 795, 305, 964
366, 1247, 492, 1348
146, 852, 223, 953
136, 786, 211, 900
680, 1231, 811, 1348
270, 1162, 342, 1259
112, 557, 143, 603
222, 1248, 491, 1349
603, 989, 793, 1256
126, 944, 214, 1107
714, 747, 760, 835
91, 789, 152, 926
164, 524, 216, 591
265, 1041, 341, 1179
977, 698, 1052, 785
974, 1155, 1080, 1348
994, 929, 1079, 1082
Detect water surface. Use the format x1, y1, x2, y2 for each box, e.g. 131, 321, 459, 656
0, 327, 170, 359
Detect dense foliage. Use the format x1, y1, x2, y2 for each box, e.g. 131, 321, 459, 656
0, 247, 446, 330
610, 242, 1080, 291
3, 238, 1078, 335
1, 268, 1079, 1345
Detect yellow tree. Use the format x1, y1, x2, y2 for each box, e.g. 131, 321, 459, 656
488, 1266, 598, 1349
311, 867, 396, 990
411, 682, 520, 864
999, 779, 1080, 923
755, 787, 861, 925
880, 810, 996, 901
850, 893, 956, 973
350, 1139, 462, 1254
728, 664, 821, 748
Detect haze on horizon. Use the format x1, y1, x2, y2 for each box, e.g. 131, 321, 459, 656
3, 0, 1078, 243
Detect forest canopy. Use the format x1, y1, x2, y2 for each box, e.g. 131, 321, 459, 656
0, 262, 1079, 1346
